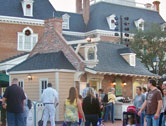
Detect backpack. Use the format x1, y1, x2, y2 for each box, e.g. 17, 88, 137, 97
27, 99, 32, 109
103, 94, 108, 103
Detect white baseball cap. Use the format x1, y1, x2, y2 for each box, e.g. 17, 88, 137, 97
163, 81, 166, 85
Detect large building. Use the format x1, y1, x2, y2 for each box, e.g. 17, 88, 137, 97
0, 0, 165, 122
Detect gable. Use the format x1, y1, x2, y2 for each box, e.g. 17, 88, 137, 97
29, 18, 84, 71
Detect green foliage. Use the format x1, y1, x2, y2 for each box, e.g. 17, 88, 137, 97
130, 23, 166, 75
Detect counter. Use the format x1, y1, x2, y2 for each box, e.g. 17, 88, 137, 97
115, 102, 133, 120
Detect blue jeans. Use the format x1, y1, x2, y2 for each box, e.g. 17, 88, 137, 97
146, 114, 159, 126
104, 102, 115, 123
162, 115, 166, 126
66, 122, 78, 126
7, 112, 24, 126
85, 114, 98, 126
159, 113, 166, 126
140, 112, 145, 126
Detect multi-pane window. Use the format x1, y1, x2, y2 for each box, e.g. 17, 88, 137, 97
17, 27, 38, 51
18, 80, 24, 89
62, 14, 70, 29
130, 54, 136, 67
40, 79, 48, 96
88, 47, 95, 60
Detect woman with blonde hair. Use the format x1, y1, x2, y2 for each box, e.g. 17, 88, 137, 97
83, 87, 101, 126
64, 87, 85, 126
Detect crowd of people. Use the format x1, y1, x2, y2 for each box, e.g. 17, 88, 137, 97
63, 84, 116, 126
1, 77, 166, 126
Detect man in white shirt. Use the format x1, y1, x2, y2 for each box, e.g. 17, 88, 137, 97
41, 83, 59, 126
82, 83, 90, 98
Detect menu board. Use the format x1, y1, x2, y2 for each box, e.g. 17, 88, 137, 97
115, 77, 122, 96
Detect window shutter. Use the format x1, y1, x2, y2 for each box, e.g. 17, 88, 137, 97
17, 33, 24, 50
32, 34, 38, 50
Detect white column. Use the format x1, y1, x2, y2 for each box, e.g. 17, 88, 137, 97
55, 72, 59, 121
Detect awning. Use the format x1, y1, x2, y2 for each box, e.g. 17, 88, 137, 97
0, 73, 9, 87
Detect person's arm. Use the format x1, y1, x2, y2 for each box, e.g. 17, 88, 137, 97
54, 91, 59, 108
154, 100, 162, 120
138, 100, 147, 116
2, 97, 7, 109
77, 98, 85, 122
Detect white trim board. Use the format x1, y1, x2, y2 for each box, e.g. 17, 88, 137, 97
63, 29, 134, 38
9, 69, 76, 74
85, 68, 156, 78
0, 15, 44, 26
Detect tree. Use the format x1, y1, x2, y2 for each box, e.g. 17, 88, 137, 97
130, 23, 166, 76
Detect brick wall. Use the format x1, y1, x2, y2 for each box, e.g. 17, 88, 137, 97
0, 22, 44, 61
29, 18, 84, 71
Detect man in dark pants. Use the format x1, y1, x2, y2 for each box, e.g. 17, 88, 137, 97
2, 78, 26, 126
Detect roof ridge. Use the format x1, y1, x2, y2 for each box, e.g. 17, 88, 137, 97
91, 1, 158, 12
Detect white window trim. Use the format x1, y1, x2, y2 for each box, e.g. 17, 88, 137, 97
107, 14, 116, 30
134, 18, 145, 31
22, 0, 34, 17
161, 23, 166, 31
129, 54, 136, 67
62, 14, 70, 30
39, 78, 48, 98
17, 27, 38, 51
18, 79, 24, 89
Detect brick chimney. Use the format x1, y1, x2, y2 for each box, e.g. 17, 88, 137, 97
153, 1, 160, 12
76, 0, 82, 13
44, 18, 63, 34
83, 0, 90, 25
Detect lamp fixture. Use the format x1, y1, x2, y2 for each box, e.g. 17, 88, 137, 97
112, 82, 116, 86
86, 37, 92, 42
123, 82, 127, 86
27, 74, 32, 80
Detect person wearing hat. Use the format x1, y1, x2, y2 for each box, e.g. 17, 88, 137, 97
162, 81, 166, 89
138, 79, 162, 126
103, 88, 116, 123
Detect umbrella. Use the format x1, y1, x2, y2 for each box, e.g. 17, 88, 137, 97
0, 73, 9, 87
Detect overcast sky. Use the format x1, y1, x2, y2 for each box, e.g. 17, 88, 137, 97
50, 0, 166, 21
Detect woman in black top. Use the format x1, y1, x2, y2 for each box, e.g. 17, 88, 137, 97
83, 87, 101, 126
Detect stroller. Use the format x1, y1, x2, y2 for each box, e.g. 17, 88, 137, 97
123, 112, 140, 126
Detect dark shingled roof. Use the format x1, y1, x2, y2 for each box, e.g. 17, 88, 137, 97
88, 42, 155, 76
87, 2, 165, 32
63, 34, 86, 41
0, 0, 56, 20
55, 11, 86, 32
8, 51, 76, 72
118, 47, 134, 54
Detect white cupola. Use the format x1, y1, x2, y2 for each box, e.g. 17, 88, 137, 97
22, 0, 34, 17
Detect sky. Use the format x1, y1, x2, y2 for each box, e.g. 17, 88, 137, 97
50, 0, 166, 21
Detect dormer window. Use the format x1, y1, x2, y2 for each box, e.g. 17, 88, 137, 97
22, 0, 34, 17
107, 14, 117, 30
88, 47, 95, 60
134, 18, 144, 31
129, 54, 136, 67
161, 23, 166, 31
17, 27, 38, 51
62, 14, 70, 29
